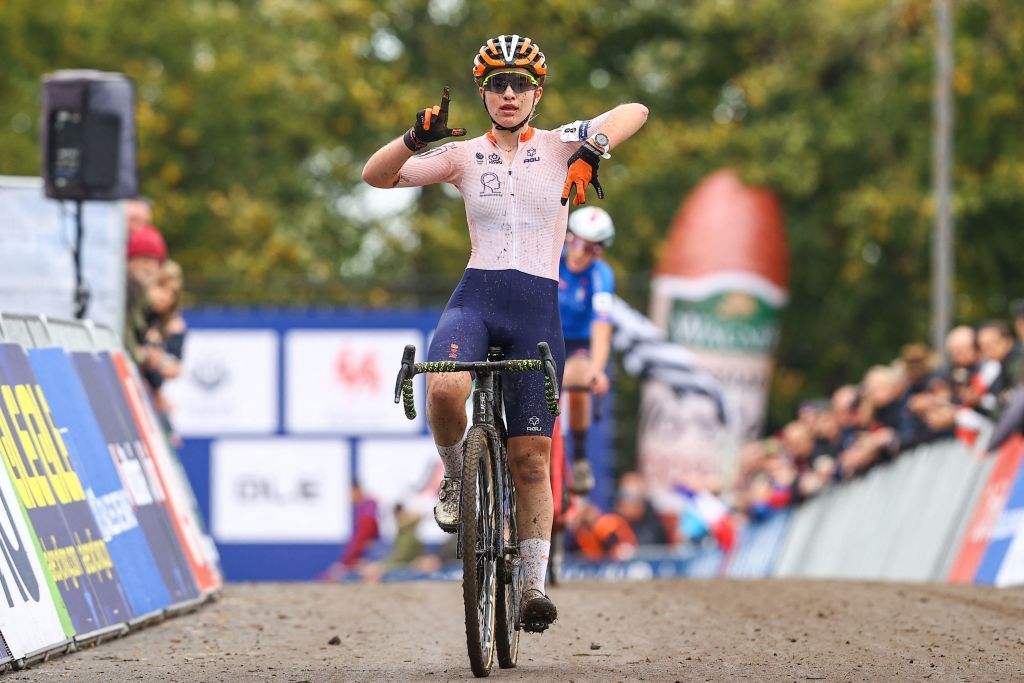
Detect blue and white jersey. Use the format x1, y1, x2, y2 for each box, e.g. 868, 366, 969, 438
558, 253, 615, 341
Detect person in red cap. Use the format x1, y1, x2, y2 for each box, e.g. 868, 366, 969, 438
125, 223, 168, 370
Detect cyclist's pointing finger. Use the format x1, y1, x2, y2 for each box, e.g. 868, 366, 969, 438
440, 86, 451, 116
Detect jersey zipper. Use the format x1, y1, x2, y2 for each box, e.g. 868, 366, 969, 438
508, 146, 519, 268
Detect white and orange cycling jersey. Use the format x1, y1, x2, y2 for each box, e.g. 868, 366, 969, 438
396, 113, 611, 281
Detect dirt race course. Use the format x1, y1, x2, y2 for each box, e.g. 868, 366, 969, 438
7, 579, 1024, 682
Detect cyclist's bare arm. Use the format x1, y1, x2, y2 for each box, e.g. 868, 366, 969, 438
362, 137, 415, 188
589, 319, 613, 374
585, 102, 649, 150
362, 86, 467, 188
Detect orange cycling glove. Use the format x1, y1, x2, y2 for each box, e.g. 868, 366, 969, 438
560, 140, 605, 206
403, 86, 467, 151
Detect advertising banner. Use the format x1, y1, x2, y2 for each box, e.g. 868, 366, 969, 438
111, 351, 220, 593
29, 348, 172, 616
0, 343, 131, 633
211, 438, 350, 544
0, 427, 71, 657
646, 170, 788, 482
284, 329, 424, 434
975, 461, 1024, 585
161, 329, 279, 436
948, 436, 1024, 583
71, 351, 199, 603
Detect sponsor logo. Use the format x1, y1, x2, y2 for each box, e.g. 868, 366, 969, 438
475, 152, 485, 165
480, 172, 502, 196
191, 355, 229, 391
335, 348, 381, 393
449, 343, 459, 359
527, 415, 542, 432
523, 147, 540, 163
488, 152, 502, 164
237, 477, 320, 504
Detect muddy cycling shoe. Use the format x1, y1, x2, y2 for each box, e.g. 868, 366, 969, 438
433, 477, 461, 533
569, 459, 595, 495
520, 589, 558, 633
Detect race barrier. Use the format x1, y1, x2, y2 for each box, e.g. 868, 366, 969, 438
0, 312, 221, 672
360, 436, 1024, 588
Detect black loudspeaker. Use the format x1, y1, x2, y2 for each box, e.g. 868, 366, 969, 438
41, 70, 138, 201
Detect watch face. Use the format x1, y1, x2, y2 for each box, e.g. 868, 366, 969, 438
594, 133, 609, 147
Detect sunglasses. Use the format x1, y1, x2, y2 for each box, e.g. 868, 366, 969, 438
566, 233, 603, 254
482, 71, 539, 94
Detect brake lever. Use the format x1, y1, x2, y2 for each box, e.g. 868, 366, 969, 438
394, 344, 416, 404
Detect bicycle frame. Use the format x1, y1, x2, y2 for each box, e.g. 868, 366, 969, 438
394, 342, 560, 677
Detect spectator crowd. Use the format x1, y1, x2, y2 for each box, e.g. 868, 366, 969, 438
123, 197, 188, 441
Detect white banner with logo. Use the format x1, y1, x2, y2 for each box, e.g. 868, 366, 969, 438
357, 437, 447, 544
0, 460, 69, 657
284, 329, 424, 434
163, 329, 279, 436
211, 438, 351, 544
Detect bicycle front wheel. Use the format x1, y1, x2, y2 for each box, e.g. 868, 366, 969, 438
461, 426, 498, 678
496, 440, 520, 669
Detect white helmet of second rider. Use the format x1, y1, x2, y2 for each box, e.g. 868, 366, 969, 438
567, 206, 615, 248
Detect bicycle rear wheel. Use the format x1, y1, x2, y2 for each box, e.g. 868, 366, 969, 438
461, 426, 498, 678
496, 441, 521, 668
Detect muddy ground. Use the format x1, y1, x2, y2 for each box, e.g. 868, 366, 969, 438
6, 579, 1024, 682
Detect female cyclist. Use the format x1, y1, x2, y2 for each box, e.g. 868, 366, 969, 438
558, 206, 617, 494
363, 34, 647, 632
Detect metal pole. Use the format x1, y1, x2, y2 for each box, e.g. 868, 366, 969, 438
932, 0, 954, 354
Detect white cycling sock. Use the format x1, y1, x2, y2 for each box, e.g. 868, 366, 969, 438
436, 436, 465, 478
520, 537, 550, 594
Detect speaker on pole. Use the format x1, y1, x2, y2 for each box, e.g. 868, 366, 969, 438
41, 70, 139, 318
41, 70, 138, 201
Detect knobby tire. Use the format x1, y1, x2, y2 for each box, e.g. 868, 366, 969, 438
462, 426, 497, 677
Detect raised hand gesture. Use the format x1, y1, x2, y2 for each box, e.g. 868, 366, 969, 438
404, 87, 467, 151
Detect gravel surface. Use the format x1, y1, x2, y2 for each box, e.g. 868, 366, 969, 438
6, 579, 1024, 681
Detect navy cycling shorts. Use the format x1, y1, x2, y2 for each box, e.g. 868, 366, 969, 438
427, 268, 565, 438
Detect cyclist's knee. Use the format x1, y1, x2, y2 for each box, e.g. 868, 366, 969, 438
426, 374, 471, 413
509, 447, 550, 485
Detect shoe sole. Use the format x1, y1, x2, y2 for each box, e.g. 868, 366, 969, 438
435, 518, 458, 533
521, 600, 557, 633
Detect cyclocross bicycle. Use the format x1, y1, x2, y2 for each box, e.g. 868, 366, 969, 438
394, 342, 561, 678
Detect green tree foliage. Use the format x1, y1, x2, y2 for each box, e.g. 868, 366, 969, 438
1, 0, 1022, 432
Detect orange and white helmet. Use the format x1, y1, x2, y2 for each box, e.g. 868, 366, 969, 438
568, 206, 615, 248
472, 35, 548, 85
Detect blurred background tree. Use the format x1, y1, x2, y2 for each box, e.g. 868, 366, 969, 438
1, 0, 1022, 445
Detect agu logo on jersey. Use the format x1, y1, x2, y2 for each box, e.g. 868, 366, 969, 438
527, 416, 541, 432
480, 172, 502, 197
523, 147, 540, 163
